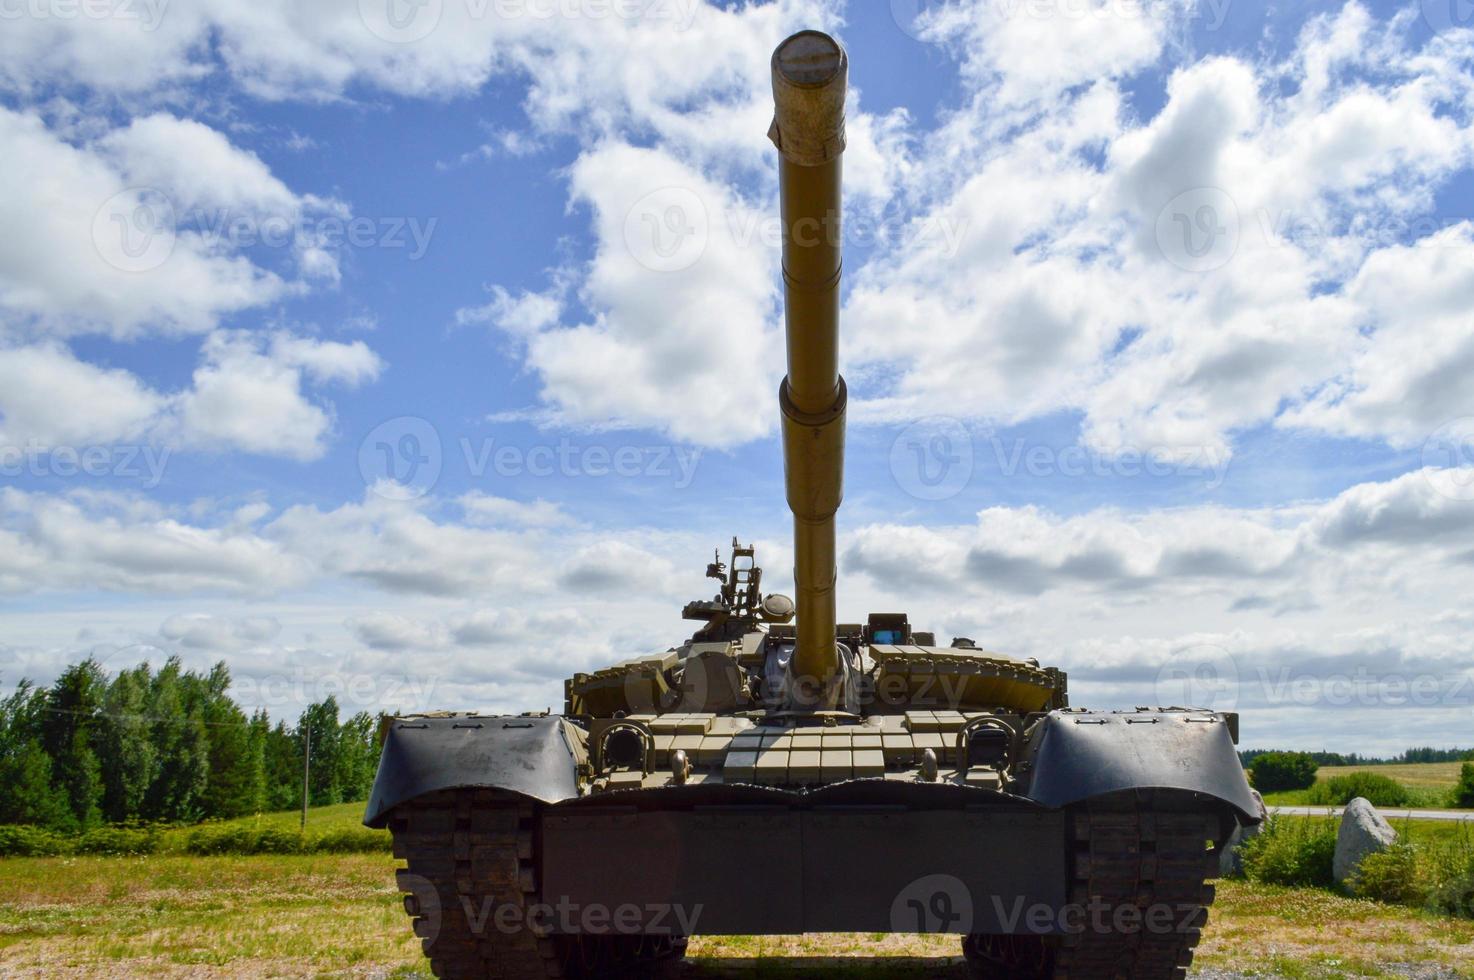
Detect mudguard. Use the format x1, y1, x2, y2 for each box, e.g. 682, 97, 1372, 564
363, 715, 581, 827
1023, 709, 1260, 821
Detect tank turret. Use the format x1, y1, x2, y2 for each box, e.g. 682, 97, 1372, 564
770, 31, 848, 703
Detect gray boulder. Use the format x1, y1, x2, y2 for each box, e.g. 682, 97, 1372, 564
1219, 788, 1267, 877
1334, 797, 1398, 886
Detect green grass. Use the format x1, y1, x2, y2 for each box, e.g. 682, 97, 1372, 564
155, 801, 370, 852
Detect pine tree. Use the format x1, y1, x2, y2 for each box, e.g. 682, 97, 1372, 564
198, 662, 263, 818
263, 720, 302, 812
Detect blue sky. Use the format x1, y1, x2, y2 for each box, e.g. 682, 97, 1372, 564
2, 0, 1474, 754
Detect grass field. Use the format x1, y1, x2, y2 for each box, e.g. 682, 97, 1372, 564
1262, 761, 1470, 808
2, 804, 1471, 978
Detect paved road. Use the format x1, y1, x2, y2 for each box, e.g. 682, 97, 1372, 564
1270, 805, 1474, 822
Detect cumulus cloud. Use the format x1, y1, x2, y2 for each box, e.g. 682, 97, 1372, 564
0, 332, 382, 460
0, 106, 292, 337
841, 2, 1474, 466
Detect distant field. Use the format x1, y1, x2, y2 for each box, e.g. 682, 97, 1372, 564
1262, 760, 1470, 808
1317, 762, 1468, 790
1, 805, 1471, 978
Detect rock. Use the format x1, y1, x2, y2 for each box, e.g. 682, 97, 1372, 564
1334, 797, 1398, 886
1219, 788, 1267, 877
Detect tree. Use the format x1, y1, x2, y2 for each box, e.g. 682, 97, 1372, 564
1454, 763, 1474, 809
198, 662, 263, 819
263, 719, 301, 812
0, 740, 71, 828
96, 665, 157, 823
1250, 751, 1319, 793
300, 699, 344, 807
0, 682, 69, 828
44, 660, 107, 830
336, 711, 379, 803
143, 658, 209, 822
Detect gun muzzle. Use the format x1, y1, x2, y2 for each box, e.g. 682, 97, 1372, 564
770, 31, 847, 697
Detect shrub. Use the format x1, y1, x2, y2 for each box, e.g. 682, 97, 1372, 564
1241, 816, 1337, 888
1250, 752, 1318, 793
0, 825, 69, 857
74, 826, 159, 857
1429, 856, 1474, 917
1305, 773, 1410, 808
185, 824, 257, 856
309, 827, 391, 854
1351, 841, 1422, 905
253, 827, 305, 854
1453, 763, 1474, 809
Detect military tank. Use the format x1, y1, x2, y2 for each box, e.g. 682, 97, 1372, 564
366, 30, 1259, 980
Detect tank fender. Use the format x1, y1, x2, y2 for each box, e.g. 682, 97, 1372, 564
364, 715, 583, 827
1021, 710, 1259, 822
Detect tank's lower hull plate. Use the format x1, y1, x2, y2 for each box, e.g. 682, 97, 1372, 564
388, 787, 1225, 979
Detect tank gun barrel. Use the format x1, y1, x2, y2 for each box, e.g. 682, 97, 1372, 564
769, 31, 847, 694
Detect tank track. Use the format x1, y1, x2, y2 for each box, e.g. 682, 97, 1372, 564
966, 792, 1223, 980
388, 788, 687, 979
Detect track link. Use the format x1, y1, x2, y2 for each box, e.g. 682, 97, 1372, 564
388, 788, 686, 979
966, 791, 1225, 980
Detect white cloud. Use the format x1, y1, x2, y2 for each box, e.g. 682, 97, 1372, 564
0, 332, 382, 461
458, 492, 572, 528
159, 613, 282, 650
840, 2, 1474, 465
0, 343, 164, 448
0, 106, 289, 338
466, 143, 783, 445
345, 611, 450, 651
0, 488, 311, 596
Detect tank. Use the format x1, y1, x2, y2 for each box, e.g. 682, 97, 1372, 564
366, 30, 1260, 980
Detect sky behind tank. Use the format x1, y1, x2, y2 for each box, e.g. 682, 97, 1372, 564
2, 0, 1473, 754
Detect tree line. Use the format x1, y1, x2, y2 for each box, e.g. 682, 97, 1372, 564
1240, 747, 1474, 768
0, 657, 381, 831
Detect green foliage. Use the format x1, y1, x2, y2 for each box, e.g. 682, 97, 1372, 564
1250, 751, 1319, 793
182, 822, 389, 856
1453, 763, 1474, 809
1, 657, 382, 834
0, 825, 69, 857
97, 666, 156, 824
1350, 841, 1422, 905
1241, 816, 1337, 888
1305, 772, 1411, 808
74, 826, 160, 857
310, 827, 391, 854
0, 738, 71, 828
